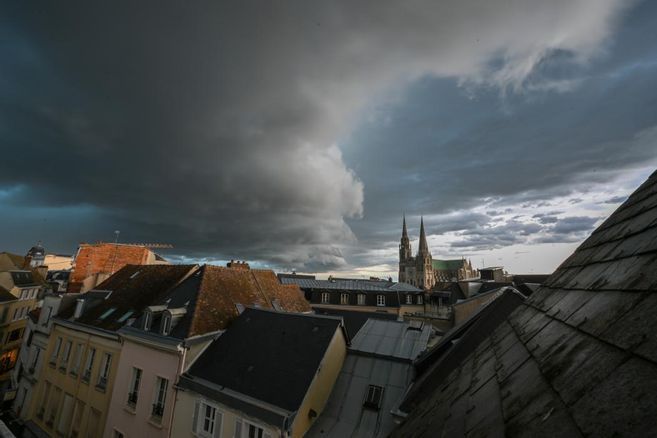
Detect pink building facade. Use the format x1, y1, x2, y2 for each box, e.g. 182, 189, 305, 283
103, 328, 217, 438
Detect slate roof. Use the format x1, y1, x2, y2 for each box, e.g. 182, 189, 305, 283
179, 308, 345, 425
280, 277, 421, 293
307, 319, 431, 438
0, 285, 17, 303
432, 259, 468, 271
350, 319, 432, 362
312, 307, 398, 338
62, 264, 197, 331
135, 264, 312, 338
392, 169, 657, 437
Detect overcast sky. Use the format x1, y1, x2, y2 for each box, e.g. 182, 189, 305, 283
2, 1, 656, 278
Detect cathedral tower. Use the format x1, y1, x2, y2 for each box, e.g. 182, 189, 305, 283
399, 215, 413, 283
415, 217, 434, 289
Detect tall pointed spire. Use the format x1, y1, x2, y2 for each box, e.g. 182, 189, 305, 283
402, 214, 408, 239
418, 216, 429, 255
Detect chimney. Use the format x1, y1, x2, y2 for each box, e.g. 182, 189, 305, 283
73, 299, 85, 319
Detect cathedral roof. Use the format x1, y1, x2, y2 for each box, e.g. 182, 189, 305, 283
392, 168, 657, 437
432, 259, 468, 271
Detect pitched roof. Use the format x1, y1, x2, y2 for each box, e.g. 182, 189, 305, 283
0, 285, 17, 303
393, 169, 657, 437
137, 264, 312, 338
65, 264, 197, 331
279, 276, 421, 293
312, 306, 398, 338
180, 308, 344, 417
432, 259, 468, 271
350, 318, 432, 362
0, 252, 26, 271
307, 319, 432, 438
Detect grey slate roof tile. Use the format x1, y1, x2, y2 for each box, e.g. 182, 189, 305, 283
564, 290, 643, 335
571, 357, 657, 437
392, 170, 657, 437
601, 292, 657, 361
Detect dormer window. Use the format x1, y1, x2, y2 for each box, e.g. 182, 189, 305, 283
144, 310, 152, 331
161, 313, 172, 336
363, 385, 384, 410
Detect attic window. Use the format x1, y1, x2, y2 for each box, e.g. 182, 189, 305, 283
363, 385, 384, 410
144, 310, 152, 331
129, 271, 140, 279
99, 308, 116, 320
117, 310, 134, 323
161, 313, 172, 336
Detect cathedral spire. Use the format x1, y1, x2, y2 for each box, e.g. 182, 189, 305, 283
418, 216, 429, 255
402, 214, 408, 239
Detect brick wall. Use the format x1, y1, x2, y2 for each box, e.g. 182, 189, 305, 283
67, 244, 151, 293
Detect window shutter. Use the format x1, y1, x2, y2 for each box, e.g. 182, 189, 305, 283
214, 412, 223, 438
234, 418, 242, 438
192, 400, 200, 434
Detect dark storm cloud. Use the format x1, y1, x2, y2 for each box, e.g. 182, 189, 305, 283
0, 0, 645, 271
450, 220, 544, 250
551, 216, 600, 234
343, 0, 657, 268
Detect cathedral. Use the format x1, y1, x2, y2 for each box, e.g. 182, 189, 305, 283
399, 216, 478, 289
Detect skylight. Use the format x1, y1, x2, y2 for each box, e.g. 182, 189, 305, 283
99, 308, 117, 320
117, 310, 134, 323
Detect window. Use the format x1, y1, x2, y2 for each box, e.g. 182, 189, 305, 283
152, 376, 169, 420
60, 340, 72, 371
128, 367, 142, 408
29, 348, 40, 373
56, 393, 75, 435
97, 352, 112, 389
50, 337, 62, 365
8, 328, 22, 342
82, 347, 96, 382
70, 343, 83, 375
87, 408, 101, 438
417, 295, 423, 305
37, 382, 51, 419
194, 400, 223, 437
161, 313, 172, 335
235, 419, 271, 438
99, 308, 116, 320
363, 384, 384, 410
47, 387, 62, 426
117, 310, 134, 323
321, 292, 330, 304
340, 293, 349, 305
42, 306, 53, 326
144, 310, 152, 330
376, 295, 385, 306
71, 400, 85, 438
12, 308, 19, 321
406, 295, 413, 304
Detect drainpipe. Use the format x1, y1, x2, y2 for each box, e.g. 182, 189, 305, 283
166, 343, 186, 435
